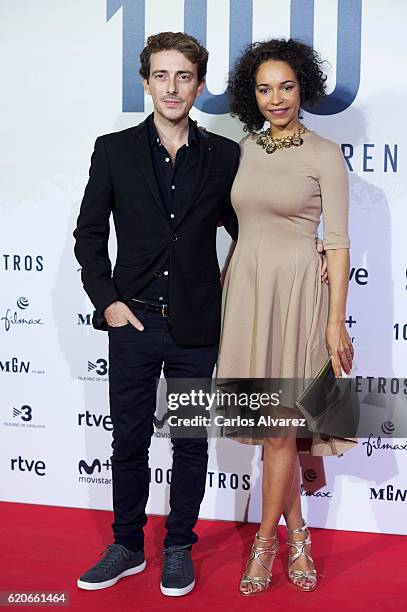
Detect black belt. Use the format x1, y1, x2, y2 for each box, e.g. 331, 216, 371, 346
129, 298, 169, 317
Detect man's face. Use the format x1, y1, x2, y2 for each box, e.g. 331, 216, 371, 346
143, 49, 205, 122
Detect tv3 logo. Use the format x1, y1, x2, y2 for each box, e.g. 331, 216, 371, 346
13, 404, 32, 422
88, 359, 108, 375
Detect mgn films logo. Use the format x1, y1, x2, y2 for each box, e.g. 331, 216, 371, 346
1, 254, 44, 272
3, 403, 46, 430
77, 358, 108, 382
78, 410, 113, 431
0, 357, 45, 376
370, 485, 407, 503
0, 297, 44, 333
78, 458, 112, 485
11, 455, 46, 476
363, 421, 407, 457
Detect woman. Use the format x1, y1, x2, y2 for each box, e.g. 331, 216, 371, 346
216, 39, 355, 595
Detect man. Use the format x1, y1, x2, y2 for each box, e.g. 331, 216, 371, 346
74, 32, 239, 597
74, 31, 326, 597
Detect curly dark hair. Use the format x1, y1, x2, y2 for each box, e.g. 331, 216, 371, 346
228, 38, 327, 133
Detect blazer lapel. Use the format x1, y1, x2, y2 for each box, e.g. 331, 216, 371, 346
131, 120, 171, 228
173, 128, 214, 229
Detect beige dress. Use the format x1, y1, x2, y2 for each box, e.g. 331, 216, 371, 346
216, 130, 356, 456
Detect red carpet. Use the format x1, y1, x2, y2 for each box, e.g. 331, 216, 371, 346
0, 502, 404, 611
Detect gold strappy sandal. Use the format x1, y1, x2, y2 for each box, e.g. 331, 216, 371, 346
239, 532, 279, 596
286, 520, 317, 591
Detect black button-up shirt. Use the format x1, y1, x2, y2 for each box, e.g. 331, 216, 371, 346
136, 115, 200, 303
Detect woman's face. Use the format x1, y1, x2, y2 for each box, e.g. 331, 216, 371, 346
254, 60, 301, 130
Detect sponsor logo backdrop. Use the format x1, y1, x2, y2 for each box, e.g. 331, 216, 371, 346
1, 0, 406, 534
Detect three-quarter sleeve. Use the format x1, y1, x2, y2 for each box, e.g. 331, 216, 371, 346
316, 140, 350, 250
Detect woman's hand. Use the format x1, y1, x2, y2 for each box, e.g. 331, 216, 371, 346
220, 240, 237, 289
325, 321, 354, 377
316, 238, 328, 284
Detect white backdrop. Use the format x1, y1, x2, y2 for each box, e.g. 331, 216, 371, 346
1, 0, 406, 535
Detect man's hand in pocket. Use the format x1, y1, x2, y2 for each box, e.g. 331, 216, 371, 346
104, 301, 144, 330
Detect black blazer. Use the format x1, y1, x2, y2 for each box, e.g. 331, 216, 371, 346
73, 116, 240, 346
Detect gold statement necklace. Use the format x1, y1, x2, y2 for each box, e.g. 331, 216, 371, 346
256, 123, 308, 154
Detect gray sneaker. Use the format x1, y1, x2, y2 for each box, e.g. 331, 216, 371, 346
77, 543, 146, 590
160, 544, 195, 597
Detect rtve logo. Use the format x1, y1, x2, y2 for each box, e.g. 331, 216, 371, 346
11, 456, 46, 476
349, 267, 368, 285
78, 411, 113, 431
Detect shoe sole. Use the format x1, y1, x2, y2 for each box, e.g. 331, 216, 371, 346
77, 560, 146, 590
160, 579, 195, 597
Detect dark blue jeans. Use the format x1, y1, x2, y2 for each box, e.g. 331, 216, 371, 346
108, 309, 218, 552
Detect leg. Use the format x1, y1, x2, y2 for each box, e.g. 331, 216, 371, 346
108, 316, 164, 552
282, 453, 303, 527
240, 435, 298, 594
283, 459, 317, 590
76, 315, 164, 591
162, 336, 218, 549
261, 436, 299, 535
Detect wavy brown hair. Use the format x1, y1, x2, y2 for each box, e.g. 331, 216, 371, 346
228, 38, 327, 133
140, 32, 208, 84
